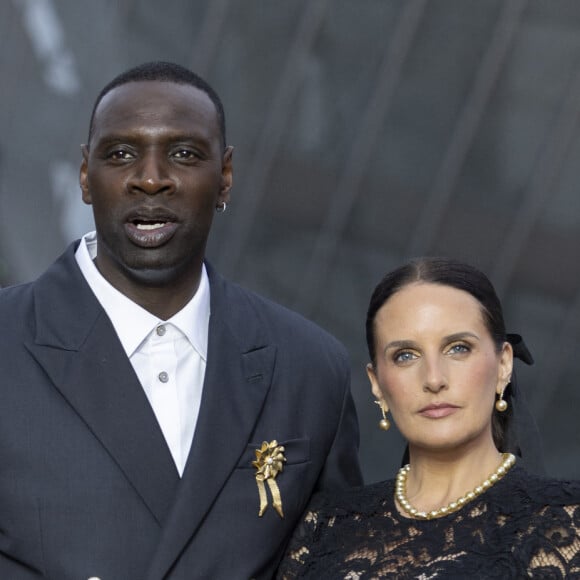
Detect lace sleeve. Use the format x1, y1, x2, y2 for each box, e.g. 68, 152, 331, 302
520, 502, 580, 577
276, 497, 325, 579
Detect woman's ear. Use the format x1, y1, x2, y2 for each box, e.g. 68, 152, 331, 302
366, 363, 383, 401
496, 341, 514, 395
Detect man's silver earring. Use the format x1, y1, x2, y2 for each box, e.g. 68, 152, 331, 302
375, 400, 391, 431
216, 202, 227, 213
495, 390, 508, 412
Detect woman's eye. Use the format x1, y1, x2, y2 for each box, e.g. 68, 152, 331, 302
394, 351, 417, 363
448, 343, 470, 355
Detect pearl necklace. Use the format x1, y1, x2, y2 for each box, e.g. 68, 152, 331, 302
395, 452, 516, 520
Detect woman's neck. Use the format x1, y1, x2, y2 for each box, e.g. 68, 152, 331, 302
401, 443, 504, 515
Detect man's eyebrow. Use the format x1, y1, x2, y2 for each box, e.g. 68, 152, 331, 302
91, 133, 134, 146
93, 131, 211, 146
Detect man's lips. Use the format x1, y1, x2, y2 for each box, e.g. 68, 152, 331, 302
124, 212, 179, 248
135, 222, 167, 231
418, 403, 460, 419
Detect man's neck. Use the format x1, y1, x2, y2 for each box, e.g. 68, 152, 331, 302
92, 257, 202, 320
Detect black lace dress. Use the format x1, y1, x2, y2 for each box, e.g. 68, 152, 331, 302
277, 465, 580, 579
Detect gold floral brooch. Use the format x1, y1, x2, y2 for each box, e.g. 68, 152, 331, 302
252, 440, 286, 518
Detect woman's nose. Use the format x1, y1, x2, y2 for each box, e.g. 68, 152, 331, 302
422, 355, 448, 393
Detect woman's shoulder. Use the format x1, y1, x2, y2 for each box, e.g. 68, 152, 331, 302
496, 465, 580, 576
501, 464, 580, 508
309, 479, 396, 517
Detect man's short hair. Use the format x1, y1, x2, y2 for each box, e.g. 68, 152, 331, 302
87, 61, 227, 148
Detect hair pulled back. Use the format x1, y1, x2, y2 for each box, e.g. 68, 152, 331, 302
365, 257, 510, 450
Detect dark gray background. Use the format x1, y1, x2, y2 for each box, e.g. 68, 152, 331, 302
1, 0, 579, 482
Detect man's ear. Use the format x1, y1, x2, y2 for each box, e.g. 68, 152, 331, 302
218, 146, 234, 205
80, 144, 91, 205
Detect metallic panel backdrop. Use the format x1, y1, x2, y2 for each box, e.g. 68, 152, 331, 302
1, 0, 579, 482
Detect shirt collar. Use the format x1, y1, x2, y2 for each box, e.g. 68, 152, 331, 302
75, 231, 210, 360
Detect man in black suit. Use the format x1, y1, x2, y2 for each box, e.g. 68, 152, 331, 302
0, 62, 362, 579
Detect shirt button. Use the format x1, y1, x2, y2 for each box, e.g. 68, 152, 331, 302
158, 371, 169, 383
156, 325, 166, 336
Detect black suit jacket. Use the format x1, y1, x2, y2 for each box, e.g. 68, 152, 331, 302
0, 243, 362, 579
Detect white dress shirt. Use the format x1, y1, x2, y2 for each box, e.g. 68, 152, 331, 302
75, 231, 209, 476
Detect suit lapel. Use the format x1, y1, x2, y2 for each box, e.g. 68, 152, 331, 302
146, 265, 276, 579
25, 245, 179, 525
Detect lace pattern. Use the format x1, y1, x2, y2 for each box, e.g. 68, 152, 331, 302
277, 465, 580, 579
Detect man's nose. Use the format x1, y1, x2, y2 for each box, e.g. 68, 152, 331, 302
128, 154, 175, 195
422, 355, 448, 393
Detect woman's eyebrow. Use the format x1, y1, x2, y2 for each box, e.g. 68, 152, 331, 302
381, 332, 481, 356
382, 339, 418, 355
443, 331, 480, 343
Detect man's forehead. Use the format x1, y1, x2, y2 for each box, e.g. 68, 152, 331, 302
92, 81, 219, 137
95, 81, 216, 121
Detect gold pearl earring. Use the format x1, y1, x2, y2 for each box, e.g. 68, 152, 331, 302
495, 390, 508, 412
375, 400, 391, 431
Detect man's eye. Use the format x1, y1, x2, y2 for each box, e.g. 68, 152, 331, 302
173, 149, 197, 159
108, 149, 133, 160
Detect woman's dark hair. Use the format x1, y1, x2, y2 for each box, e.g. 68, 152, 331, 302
365, 257, 511, 450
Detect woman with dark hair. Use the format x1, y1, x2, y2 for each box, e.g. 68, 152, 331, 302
278, 258, 580, 578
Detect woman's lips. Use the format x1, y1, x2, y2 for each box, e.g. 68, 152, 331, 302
418, 404, 459, 419
124, 221, 178, 247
